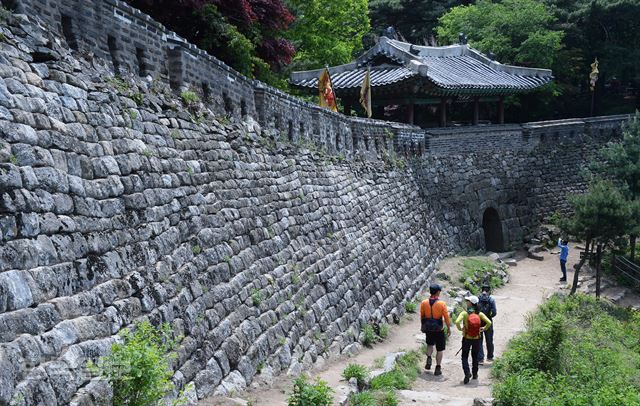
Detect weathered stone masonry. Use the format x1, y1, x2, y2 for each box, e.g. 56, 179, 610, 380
0, 2, 632, 405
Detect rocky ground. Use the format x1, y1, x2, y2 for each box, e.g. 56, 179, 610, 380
203, 244, 586, 406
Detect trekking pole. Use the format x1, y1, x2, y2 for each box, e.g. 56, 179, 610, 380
455, 346, 463, 356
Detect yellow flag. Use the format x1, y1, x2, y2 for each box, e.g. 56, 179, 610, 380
589, 58, 599, 91
318, 68, 338, 112
359, 68, 372, 118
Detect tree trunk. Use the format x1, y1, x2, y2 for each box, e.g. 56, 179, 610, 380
630, 235, 636, 262
571, 238, 591, 295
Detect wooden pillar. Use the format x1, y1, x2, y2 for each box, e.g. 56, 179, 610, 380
498, 96, 505, 124
473, 96, 480, 125
439, 97, 447, 127
405, 101, 415, 125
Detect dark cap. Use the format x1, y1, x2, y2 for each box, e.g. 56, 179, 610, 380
429, 284, 442, 293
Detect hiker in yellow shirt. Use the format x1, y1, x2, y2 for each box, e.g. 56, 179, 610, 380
455, 295, 492, 384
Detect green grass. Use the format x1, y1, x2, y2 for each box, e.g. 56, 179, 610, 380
362, 325, 377, 347
378, 323, 390, 339
492, 294, 640, 405
370, 351, 422, 391
348, 390, 398, 406
349, 391, 376, 406
404, 302, 417, 313
342, 364, 369, 389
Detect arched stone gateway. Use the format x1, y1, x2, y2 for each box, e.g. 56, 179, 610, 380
482, 208, 505, 252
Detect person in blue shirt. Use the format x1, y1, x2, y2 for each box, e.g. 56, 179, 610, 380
558, 238, 569, 282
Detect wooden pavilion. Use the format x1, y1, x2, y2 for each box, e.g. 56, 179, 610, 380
289, 37, 553, 127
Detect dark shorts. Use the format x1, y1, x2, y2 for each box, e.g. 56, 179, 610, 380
425, 331, 446, 351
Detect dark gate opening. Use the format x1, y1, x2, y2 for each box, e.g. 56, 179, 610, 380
482, 208, 504, 252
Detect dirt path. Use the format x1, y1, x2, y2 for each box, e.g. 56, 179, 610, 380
204, 246, 579, 405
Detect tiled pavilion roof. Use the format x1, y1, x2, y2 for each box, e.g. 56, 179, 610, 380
290, 38, 553, 96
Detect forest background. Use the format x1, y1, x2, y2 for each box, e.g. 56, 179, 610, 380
126, 0, 640, 122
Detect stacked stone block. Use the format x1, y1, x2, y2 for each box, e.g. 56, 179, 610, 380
0, 15, 454, 404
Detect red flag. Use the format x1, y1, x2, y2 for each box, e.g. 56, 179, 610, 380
319, 68, 338, 112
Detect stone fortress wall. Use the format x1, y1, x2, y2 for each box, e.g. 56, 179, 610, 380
9, 0, 630, 159
0, 1, 633, 405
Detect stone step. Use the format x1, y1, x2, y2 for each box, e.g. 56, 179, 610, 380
398, 390, 474, 405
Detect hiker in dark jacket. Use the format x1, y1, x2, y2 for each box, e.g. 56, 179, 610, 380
477, 284, 497, 363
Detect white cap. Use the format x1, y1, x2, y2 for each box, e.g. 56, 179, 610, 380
464, 295, 479, 305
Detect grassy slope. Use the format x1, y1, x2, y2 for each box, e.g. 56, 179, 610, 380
492, 294, 640, 406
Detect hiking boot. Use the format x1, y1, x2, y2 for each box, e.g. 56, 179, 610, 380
425, 356, 432, 370
487, 356, 494, 361
478, 359, 484, 365
559, 277, 567, 282
434, 365, 442, 376
472, 373, 478, 380
463, 374, 471, 384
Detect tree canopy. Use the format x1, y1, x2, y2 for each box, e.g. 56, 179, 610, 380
126, 0, 295, 83
436, 0, 564, 68
560, 180, 630, 243
285, 0, 370, 70
369, 0, 465, 44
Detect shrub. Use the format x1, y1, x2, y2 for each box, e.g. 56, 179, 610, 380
378, 391, 398, 406
91, 321, 178, 406
287, 375, 333, 406
362, 324, 377, 347
342, 364, 369, 389
404, 302, 417, 313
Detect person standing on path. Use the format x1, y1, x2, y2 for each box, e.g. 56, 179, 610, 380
420, 284, 451, 376
477, 284, 497, 363
558, 238, 569, 282
455, 295, 492, 384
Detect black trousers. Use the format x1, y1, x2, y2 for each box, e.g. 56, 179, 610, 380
461, 337, 481, 377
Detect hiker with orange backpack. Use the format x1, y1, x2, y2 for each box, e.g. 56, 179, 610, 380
420, 284, 452, 376
455, 295, 492, 384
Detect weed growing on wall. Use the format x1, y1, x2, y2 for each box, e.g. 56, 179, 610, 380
404, 302, 417, 313
362, 325, 377, 347
90, 321, 179, 406
492, 294, 640, 405
180, 90, 200, 106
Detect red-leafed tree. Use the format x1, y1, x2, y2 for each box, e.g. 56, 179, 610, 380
126, 0, 295, 85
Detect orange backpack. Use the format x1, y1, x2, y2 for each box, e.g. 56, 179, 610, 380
467, 312, 481, 337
